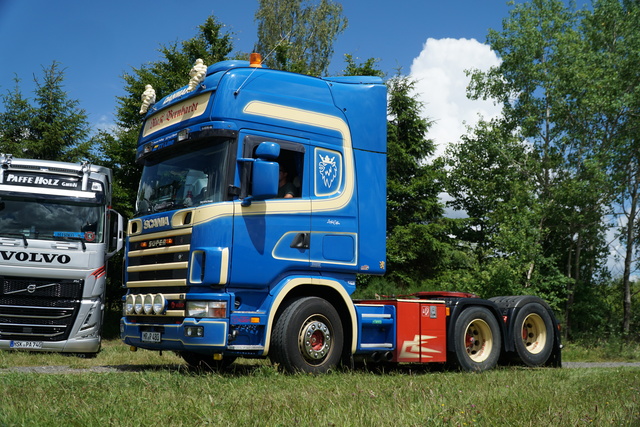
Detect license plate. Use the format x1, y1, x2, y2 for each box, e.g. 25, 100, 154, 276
10, 340, 43, 349
141, 331, 161, 343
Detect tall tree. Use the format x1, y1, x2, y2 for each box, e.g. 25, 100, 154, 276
254, 0, 347, 76
385, 74, 463, 287
444, 119, 569, 302
0, 77, 34, 156
387, 75, 438, 231
0, 62, 92, 162
342, 54, 384, 78
576, 0, 640, 334
463, 0, 614, 333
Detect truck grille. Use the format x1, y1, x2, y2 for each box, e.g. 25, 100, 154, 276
2, 277, 84, 298
0, 277, 82, 341
126, 229, 191, 288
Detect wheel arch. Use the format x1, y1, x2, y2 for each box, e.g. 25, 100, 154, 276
263, 277, 357, 356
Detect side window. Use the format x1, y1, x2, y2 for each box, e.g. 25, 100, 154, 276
243, 134, 306, 199
276, 148, 303, 199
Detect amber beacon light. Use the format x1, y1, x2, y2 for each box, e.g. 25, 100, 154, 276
249, 53, 263, 67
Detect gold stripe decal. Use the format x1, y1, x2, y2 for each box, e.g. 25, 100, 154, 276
126, 279, 187, 288
262, 277, 358, 355
128, 244, 190, 257
127, 262, 188, 273
243, 101, 354, 212
219, 247, 229, 285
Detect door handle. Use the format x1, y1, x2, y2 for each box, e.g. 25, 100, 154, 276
290, 233, 310, 249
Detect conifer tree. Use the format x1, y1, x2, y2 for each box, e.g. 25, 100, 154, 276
0, 62, 92, 162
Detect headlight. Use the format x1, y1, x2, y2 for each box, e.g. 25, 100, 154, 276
125, 294, 135, 314
186, 301, 227, 318
143, 294, 154, 315
153, 294, 166, 314
134, 294, 144, 314
186, 301, 207, 317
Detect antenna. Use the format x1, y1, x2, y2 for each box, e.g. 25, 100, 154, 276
234, 30, 294, 96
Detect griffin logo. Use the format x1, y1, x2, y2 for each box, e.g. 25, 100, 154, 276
318, 154, 338, 189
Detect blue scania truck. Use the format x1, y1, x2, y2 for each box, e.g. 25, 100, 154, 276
120, 56, 561, 373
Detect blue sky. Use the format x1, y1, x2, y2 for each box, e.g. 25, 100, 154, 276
0, 0, 512, 130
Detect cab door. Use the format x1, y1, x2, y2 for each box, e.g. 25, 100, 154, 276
229, 132, 311, 288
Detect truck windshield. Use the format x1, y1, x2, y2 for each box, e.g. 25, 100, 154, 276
0, 197, 105, 243
136, 140, 231, 215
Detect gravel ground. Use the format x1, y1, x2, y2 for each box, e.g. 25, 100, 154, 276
563, 362, 640, 368
1, 365, 120, 374
0, 364, 184, 374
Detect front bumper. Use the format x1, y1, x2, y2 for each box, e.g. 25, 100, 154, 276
121, 317, 228, 352
0, 336, 101, 353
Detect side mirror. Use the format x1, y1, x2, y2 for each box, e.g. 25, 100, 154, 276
238, 142, 280, 206
107, 209, 124, 259
251, 160, 279, 200
255, 141, 280, 159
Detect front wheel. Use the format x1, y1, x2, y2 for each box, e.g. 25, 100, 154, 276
270, 297, 344, 374
451, 306, 501, 372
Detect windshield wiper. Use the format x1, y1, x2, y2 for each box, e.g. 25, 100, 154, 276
135, 199, 187, 216
136, 197, 154, 216
0, 232, 28, 247
152, 200, 186, 213
57, 236, 87, 251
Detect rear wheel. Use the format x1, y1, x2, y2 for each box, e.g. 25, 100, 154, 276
180, 351, 236, 371
512, 303, 554, 366
270, 297, 343, 374
451, 306, 501, 372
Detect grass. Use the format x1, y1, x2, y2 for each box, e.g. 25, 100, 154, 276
0, 340, 639, 425
562, 339, 640, 363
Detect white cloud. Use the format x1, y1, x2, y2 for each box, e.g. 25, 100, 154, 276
409, 38, 502, 158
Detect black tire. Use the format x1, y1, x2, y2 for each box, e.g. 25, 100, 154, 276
512, 302, 554, 367
270, 297, 344, 374
180, 351, 236, 371
451, 306, 501, 372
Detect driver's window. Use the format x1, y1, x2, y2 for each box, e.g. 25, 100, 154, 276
276, 148, 303, 199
